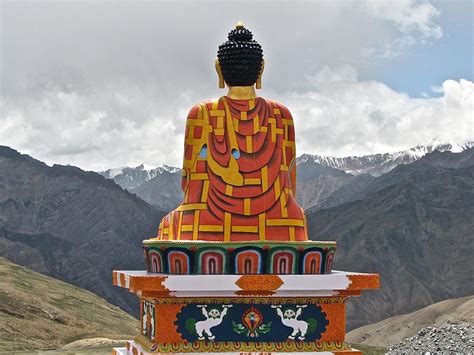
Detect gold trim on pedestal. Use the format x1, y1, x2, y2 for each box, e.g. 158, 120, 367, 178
133, 333, 352, 353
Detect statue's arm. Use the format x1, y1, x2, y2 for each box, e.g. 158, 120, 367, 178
290, 155, 297, 198
181, 104, 203, 193
278, 103, 297, 197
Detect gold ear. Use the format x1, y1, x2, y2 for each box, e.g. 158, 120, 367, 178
256, 59, 265, 89
215, 59, 225, 89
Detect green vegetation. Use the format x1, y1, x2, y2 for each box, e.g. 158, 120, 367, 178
0, 257, 137, 352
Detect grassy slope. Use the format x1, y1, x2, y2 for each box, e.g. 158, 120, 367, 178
0, 257, 137, 352
349, 344, 387, 355
347, 295, 474, 348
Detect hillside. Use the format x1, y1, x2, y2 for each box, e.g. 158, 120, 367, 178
347, 295, 474, 348
0, 257, 137, 352
0, 146, 166, 316
307, 149, 474, 329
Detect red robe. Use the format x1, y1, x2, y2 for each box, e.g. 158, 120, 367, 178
157, 96, 308, 242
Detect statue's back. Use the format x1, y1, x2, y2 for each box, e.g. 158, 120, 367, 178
157, 95, 307, 242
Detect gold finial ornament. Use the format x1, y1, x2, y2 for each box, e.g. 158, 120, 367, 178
235, 21, 245, 29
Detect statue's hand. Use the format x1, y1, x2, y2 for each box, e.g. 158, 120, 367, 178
207, 151, 243, 186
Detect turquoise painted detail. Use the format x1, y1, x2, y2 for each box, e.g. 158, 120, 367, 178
232, 149, 241, 159
199, 145, 207, 158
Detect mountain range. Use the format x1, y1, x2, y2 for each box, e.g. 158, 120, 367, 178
0, 146, 166, 317
100, 164, 180, 190
306, 148, 474, 329
297, 141, 474, 176
1, 144, 472, 331
99, 141, 474, 211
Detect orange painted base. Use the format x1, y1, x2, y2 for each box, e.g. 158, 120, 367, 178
112, 271, 379, 353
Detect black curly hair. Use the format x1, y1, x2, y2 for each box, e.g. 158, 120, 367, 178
217, 25, 263, 87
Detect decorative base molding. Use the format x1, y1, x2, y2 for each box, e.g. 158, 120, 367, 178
113, 340, 363, 354
112, 270, 379, 297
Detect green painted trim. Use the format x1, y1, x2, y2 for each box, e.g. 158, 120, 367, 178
143, 239, 336, 250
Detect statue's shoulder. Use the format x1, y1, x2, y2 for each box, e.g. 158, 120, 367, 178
186, 100, 212, 120
186, 104, 202, 120
187, 99, 223, 119
260, 98, 293, 119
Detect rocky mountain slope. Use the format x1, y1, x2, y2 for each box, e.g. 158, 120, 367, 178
307, 148, 474, 329
347, 295, 474, 348
129, 168, 182, 210
310, 147, 474, 212
0, 146, 166, 316
295, 160, 354, 210
0, 257, 137, 352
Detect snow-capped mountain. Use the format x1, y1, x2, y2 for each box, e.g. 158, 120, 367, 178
99, 164, 180, 190
297, 141, 474, 177
100, 141, 473, 210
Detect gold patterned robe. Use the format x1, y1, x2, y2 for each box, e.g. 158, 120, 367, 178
157, 96, 308, 242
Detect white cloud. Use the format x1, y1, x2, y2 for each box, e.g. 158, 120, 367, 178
1, 68, 472, 170
306, 65, 358, 87
362, 0, 442, 40
360, 0, 442, 58
1, 1, 470, 171
0, 86, 202, 170
282, 70, 473, 158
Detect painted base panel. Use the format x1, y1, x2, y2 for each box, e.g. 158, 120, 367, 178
138, 297, 346, 349
112, 340, 362, 354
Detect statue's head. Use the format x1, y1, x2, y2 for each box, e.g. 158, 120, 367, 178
216, 21, 264, 89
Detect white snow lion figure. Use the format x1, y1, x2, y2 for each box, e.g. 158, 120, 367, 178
272, 305, 309, 340
195, 304, 232, 340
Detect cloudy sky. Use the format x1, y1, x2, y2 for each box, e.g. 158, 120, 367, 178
1, 0, 473, 171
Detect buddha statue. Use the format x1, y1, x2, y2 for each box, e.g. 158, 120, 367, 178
156, 22, 308, 243
114, 22, 377, 355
